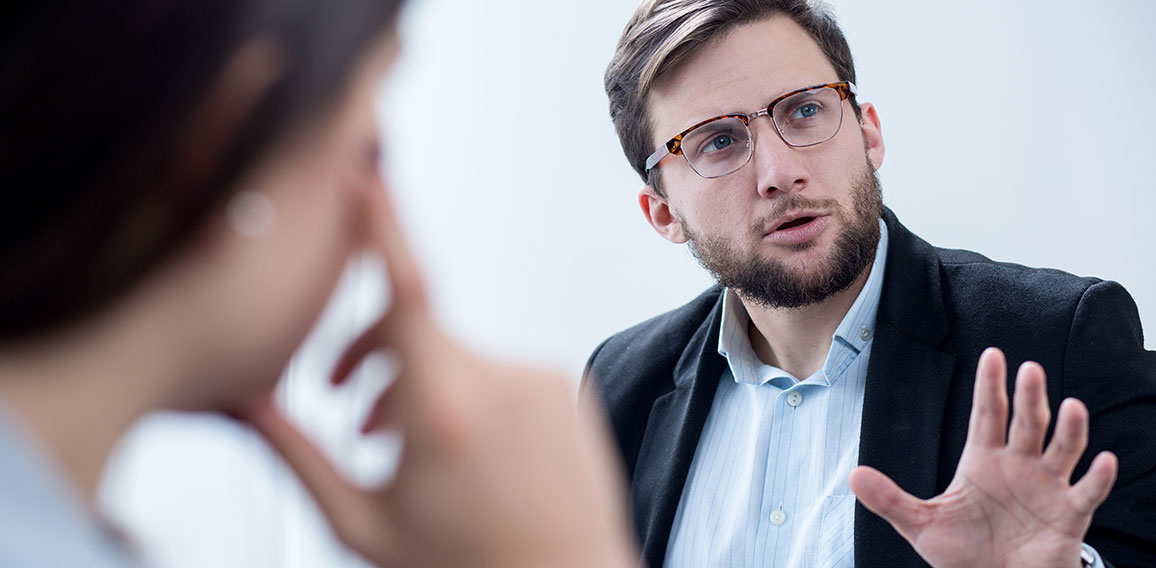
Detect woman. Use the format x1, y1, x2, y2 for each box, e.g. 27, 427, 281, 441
0, 1, 636, 566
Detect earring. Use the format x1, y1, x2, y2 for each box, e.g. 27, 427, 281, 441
227, 190, 277, 238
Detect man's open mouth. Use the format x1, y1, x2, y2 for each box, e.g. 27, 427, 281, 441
776, 216, 816, 231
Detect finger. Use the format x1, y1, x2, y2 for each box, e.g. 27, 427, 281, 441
361, 381, 402, 434
358, 177, 429, 321
245, 401, 395, 559
343, 178, 444, 398
354, 178, 445, 366
1070, 451, 1118, 516
331, 321, 385, 385
966, 347, 1010, 449
849, 466, 928, 537
352, 180, 471, 434
1041, 398, 1089, 477
1007, 361, 1051, 455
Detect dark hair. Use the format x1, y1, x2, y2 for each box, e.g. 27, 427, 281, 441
604, 0, 860, 193
0, 0, 405, 339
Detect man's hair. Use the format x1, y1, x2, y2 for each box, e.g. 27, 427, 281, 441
605, 0, 860, 191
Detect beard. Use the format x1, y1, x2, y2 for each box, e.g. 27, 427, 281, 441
682, 162, 884, 310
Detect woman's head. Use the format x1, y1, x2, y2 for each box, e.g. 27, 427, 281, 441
0, 0, 405, 406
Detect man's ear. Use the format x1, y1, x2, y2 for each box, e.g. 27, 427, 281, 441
857, 101, 885, 171
638, 185, 688, 244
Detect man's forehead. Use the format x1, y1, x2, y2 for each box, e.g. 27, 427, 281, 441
646, 15, 840, 144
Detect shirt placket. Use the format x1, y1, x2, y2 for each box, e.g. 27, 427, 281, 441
753, 378, 802, 566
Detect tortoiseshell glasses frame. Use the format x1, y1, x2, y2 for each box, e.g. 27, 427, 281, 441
644, 81, 857, 179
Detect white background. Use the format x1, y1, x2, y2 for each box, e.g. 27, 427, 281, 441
100, 1, 1156, 566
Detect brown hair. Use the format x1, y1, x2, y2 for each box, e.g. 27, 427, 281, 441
0, 0, 406, 339
604, 0, 860, 191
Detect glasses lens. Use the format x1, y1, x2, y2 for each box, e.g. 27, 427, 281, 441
772, 87, 845, 147
681, 116, 752, 178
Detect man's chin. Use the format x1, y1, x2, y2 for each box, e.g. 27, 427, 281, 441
723, 243, 872, 310
754, 241, 831, 272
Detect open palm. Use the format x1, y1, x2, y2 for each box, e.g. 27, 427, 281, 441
850, 347, 1117, 568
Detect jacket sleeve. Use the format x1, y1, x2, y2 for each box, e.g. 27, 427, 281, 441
579, 337, 611, 407
1062, 280, 1156, 568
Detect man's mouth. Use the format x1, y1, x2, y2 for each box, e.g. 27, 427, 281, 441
776, 216, 816, 231
769, 211, 824, 233
765, 212, 830, 245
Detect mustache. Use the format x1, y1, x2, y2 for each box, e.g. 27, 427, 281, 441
749, 194, 840, 234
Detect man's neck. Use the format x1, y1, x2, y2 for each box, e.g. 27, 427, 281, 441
741, 262, 873, 380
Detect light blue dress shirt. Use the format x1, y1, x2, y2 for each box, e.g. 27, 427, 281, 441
0, 401, 143, 568
663, 222, 1104, 567
665, 222, 889, 568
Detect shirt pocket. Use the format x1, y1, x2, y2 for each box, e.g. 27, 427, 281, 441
813, 494, 855, 568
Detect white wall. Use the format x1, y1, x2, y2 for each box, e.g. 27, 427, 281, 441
384, 0, 1156, 374
100, 1, 1156, 566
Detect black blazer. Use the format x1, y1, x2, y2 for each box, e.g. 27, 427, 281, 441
583, 209, 1156, 568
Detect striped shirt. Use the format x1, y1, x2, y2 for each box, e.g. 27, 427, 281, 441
664, 221, 888, 567
663, 220, 1106, 567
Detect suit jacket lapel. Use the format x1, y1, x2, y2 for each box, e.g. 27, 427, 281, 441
631, 294, 727, 568
855, 209, 958, 567
629, 211, 959, 567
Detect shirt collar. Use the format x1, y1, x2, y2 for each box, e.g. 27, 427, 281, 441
0, 400, 142, 566
717, 219, 889, 386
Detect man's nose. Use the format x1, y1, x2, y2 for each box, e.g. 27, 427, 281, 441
749, 117, 808, 198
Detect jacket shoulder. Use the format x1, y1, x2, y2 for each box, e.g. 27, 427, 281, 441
926, 244, 1121, 373
580, 286, 722, 473
936, 246, 1100, 291
584, 286, 722, 394
934, 245, 1104, 323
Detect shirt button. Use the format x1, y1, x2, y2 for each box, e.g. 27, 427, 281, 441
786, 391, 804, 407
770, 509, 787, 526
860, 327, 872, 341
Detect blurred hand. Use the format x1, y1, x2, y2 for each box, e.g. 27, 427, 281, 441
242, 179, 637, 568
850, 347, 1117, 568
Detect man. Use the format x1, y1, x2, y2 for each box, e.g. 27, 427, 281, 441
583, 1, 1156, 566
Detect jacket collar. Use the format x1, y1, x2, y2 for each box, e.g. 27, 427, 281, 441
854, 207, 957, 567
630, 208, 957, 568
632, 292, 726, 567
874, 207, 949, 345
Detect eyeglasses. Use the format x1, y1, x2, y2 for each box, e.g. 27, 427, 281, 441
644, 81, 857, 179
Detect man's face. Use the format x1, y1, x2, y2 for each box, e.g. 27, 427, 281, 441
641, 15, 886, 309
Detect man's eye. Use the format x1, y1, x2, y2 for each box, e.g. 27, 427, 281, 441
702, 135, 735, 153
791, 102, 823, 120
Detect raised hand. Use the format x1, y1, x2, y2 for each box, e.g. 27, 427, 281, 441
849, 347, 1117, 568
241, 178, 636, 568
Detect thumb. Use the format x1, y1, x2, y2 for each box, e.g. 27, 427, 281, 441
849, 465, 928, 535
244, 400, 399, 564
